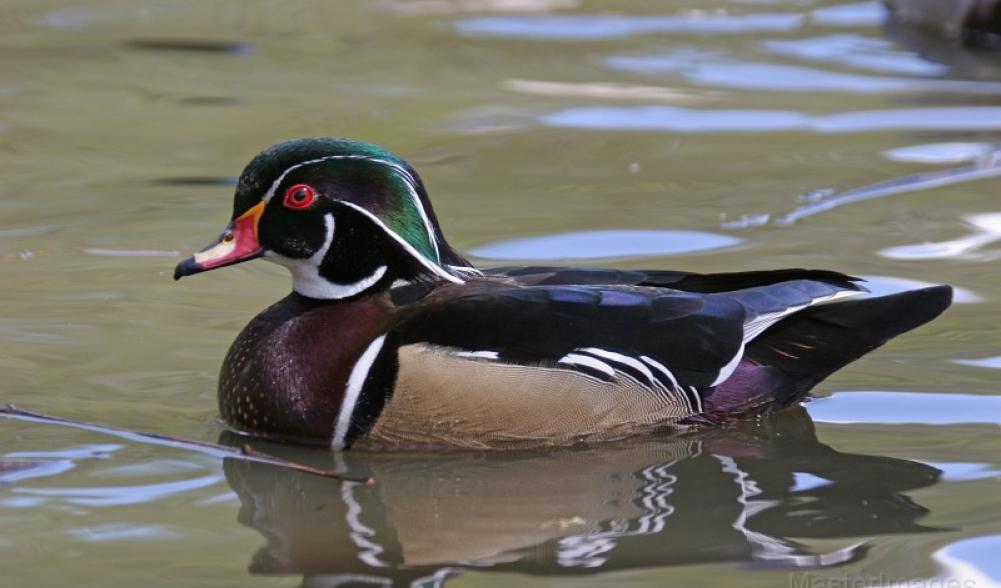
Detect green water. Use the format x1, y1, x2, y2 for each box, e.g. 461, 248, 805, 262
1, 1, 1000, 586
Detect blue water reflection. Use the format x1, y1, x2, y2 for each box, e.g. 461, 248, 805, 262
11, 474, 223, 507
603, 45, 1001, 94
808, 392, 1001, 426
936, 535, 1001, 584
469, 229, 742, 260
605, 54, 1001, 93
763, 34, 947, 75
543, 105, 1001, 133
809, 1, 886, 27
456, 12, 805, 39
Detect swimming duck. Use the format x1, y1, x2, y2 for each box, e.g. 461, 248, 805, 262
174, 138, 953, 450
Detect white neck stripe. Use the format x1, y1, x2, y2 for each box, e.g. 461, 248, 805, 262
333, 334, 388, 450
316, 265, 388, 299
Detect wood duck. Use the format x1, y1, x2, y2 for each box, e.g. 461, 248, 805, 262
174, 138, 953, 450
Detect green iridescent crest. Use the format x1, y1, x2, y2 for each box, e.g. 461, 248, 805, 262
234, 137, 467, 279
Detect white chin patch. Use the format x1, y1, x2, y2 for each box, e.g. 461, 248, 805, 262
264, 213, 388, 300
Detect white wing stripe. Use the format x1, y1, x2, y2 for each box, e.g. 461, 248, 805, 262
711, 341, 745, 387
639, 355, 700, 412
579, 347, 657, 386
742, 304, 809, 343
742, 289, 861, 343
639, 356, 679, 390
558, 353, 616, 378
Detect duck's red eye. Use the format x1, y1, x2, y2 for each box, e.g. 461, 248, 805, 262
283, 184, 316, 209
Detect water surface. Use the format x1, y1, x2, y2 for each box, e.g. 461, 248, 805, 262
1, 1, 999, 587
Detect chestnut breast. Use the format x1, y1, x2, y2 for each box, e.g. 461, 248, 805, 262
219, 293, 392, 445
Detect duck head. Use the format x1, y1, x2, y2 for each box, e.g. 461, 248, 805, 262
174, 138, 475, 299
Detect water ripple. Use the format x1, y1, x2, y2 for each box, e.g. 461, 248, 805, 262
0, 459, 76, 485
879, 213, 1001, 261
6, 444, 121, 460
935, 535, 1001, 585
604, 51, 1001, 94
456, 11, 805, 39
954, 356, 1001, 370
66, 523, 180, 542
923, 462, 1001, 482
808, 391, 1001, 426
885, 143, 999, 164
791, 472, 833, 492
83, 248, 179, 258
469, 229, 742, 260
542, 105, 1001, 133
11, 474, 223, 507
859, 276, 981, 304
762, 34, 947, 76
810, 1, 886, 27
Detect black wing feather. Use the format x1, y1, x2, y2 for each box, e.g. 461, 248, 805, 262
484, 266, 862, 293
395, 284, 747, 388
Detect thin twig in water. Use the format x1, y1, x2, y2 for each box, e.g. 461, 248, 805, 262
0, 404, 373, 485
775, 158, 1001, 225
722, 154, 1001, 229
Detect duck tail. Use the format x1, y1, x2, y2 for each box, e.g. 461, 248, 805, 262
703, 285, 953, 420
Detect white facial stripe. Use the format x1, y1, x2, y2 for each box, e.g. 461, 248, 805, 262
264, 213, 388, 299
262, 154, 443, 263
333, 335, 387, 450
352, 156, 442, 264
313, 212, 336, 263
264, 155, 341, 203
339, 201, 463, 284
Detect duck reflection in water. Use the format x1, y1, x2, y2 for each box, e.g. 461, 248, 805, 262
220, 408, 942, 587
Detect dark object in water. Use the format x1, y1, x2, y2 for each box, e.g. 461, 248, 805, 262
885, 0, 1001, 47
123, 39, 253, 55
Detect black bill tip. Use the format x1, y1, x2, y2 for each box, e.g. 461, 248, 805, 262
173, 256, 203, 280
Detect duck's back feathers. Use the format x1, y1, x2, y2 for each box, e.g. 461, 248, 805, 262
486, 266, 862, 293
394, 272, 865, 390
706, 284, 954, 419
361, 272, 874, 448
